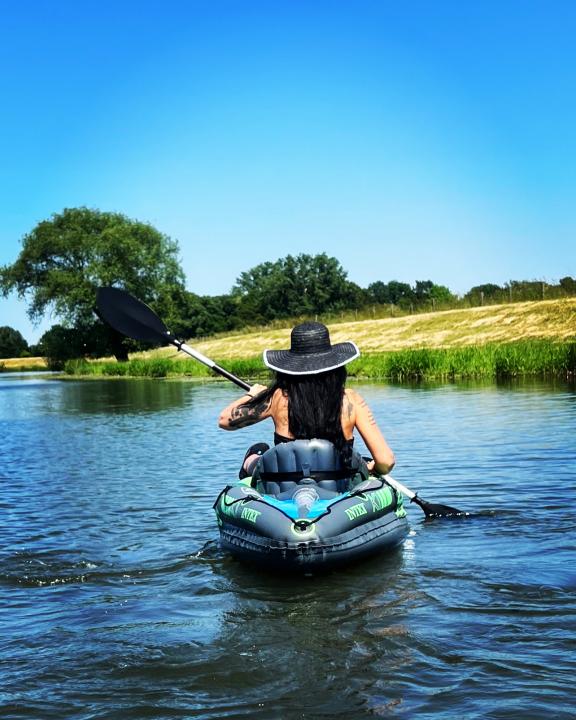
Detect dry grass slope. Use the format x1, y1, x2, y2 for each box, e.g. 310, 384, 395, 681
190, 299, 576, 360
0, 357, 48, 370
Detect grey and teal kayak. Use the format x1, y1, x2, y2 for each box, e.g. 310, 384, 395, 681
213, 439, 408, 571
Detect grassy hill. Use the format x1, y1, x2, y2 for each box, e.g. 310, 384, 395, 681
188, 298, 576, 360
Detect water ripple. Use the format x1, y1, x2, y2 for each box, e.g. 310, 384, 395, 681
0, 377, 575, 719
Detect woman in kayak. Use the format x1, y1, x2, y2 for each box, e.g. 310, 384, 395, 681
218, 321, 396, 478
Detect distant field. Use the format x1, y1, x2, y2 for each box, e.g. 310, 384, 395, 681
183, 298, 576, 360
0, 357, 48, 371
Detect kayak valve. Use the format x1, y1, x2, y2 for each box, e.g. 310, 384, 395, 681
292, 519, 315, 535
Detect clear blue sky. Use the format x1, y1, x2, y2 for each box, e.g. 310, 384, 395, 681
1, 0, 575, 343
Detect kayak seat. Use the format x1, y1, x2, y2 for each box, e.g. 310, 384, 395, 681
252, 438, 365, 497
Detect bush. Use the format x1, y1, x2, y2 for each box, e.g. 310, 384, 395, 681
0, 326, 29, 359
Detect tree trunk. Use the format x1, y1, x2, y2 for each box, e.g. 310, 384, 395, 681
107, 328, 129, 362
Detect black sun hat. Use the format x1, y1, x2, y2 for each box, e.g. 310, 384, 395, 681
263, 322, 360, 375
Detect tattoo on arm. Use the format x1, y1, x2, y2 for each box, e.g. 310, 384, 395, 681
345, 397, 354, 421
227, 398, 270, 429
359, 398, 377, 426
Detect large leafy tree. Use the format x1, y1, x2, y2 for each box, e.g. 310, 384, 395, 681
428, 283, 456, 306
233, 253, 358, 322
0, 207, 186, 360
385, 280, 414, 307
414, 280, 456, 307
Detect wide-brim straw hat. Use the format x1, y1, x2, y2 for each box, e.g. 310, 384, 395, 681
263, 321, 360, 375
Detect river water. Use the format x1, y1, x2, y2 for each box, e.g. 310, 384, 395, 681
1, 373, 575, 719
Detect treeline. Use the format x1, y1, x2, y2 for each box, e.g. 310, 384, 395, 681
105, 262, 576, 340
1, 207, 575, 366
2, 265, 575, 363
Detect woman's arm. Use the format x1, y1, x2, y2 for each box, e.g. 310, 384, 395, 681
349, 389, 396, 474
218, 384, 271, 430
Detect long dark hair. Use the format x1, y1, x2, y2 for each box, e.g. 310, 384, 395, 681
243, 367, 348, 447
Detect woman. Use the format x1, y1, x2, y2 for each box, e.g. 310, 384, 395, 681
218, 321, 395, 477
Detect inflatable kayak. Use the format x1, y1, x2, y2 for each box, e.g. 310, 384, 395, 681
213, 439, 409, 571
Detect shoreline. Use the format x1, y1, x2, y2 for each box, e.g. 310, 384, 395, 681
60, 339, 576, 381
3, 298, 574, 381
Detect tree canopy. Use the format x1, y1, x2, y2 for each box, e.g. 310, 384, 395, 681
232, 253, 360, 323
366, 279, 456, 309
0, 326, 29, 358
0, 207, 186, 359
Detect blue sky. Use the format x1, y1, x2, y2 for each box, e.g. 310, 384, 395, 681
1, 0, 575, 343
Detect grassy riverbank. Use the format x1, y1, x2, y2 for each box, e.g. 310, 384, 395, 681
64, 339, 576, 381
189, 297, 576, 359
4, 298, 575, 381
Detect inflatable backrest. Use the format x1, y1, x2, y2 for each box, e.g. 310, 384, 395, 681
255, 439, 359, 496
260, 438, 344, 474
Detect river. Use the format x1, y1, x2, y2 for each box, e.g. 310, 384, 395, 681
1, 373, 575, 719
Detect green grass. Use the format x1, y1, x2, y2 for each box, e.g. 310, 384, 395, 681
346, 340, 576, 380
63, 355, 267, 380
65, 339, 576, 381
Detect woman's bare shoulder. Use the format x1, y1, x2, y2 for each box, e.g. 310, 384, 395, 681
269, 387, 288, 414
344, 387, 364, 404
270, 386, 286, 404
344, 388, 373, 419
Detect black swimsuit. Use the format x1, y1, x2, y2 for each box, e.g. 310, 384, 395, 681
274, 431, 354, 448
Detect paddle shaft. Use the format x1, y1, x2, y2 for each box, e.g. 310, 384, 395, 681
178, 342, 251, 391
383, 474, 416, 501
385, 471, 466, 517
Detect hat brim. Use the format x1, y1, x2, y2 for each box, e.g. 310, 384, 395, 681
263, 341, 360, 376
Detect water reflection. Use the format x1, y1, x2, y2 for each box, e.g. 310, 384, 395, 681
57, 379, 188, 415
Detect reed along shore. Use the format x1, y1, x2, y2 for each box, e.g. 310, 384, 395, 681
64, 339, 575, 381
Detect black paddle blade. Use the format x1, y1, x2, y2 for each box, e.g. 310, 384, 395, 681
412, 496, 469, 519
96, 287, 176, 346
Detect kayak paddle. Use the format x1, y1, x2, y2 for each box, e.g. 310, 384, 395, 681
96, 287, 467, 518
95, 287, 251, 391
384, 475, 468, 519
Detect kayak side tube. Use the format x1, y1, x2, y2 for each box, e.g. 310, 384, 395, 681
213, 478, 408, 568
